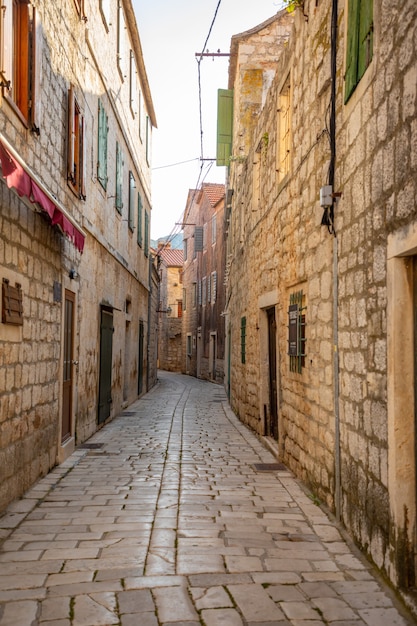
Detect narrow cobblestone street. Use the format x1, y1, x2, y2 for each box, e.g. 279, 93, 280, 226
0, 371, 414, 626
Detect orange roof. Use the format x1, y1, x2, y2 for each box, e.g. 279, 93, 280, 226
202, 183, 225, 206
159, 248, 183, 267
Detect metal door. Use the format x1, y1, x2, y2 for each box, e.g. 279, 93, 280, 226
98, 307, 113, 424
62, 290, 75, 442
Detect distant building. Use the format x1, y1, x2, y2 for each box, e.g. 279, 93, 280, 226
182, 183, 226, 382
157, 245, 184, 372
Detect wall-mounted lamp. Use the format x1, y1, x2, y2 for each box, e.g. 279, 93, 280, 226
69, 268, 79, 280
166, 306, 172, 316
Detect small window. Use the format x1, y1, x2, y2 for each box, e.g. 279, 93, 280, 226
288, 290, 307, 373
128, 172, 135, 231
186, 334, 192, 356
241, 316, 246, 364
97, 99, 108, 190
177, 300, 183, 318
2, 279, 23, 325
345, 0, 373, 102
115, 142, 123, 213
67, 86, 86, 200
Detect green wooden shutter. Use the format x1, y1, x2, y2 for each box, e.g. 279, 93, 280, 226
345, 0, 360, 102
216, 89, 233, 166
128, 171, 135, 231
358, 0, 373, 81
97, 100, 108, 190
144, 210, 149, 257
137, 192, 143, 246
115, 142, 123, 213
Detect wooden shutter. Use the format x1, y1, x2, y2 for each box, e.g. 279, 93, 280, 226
345, 0, 360, 102
67, 86, 76, 183
194, 226, 204, 252
80, 114, 86, 199
97, 100, 108, 190
2, 279, 23, 325
1, 0, 13, 91
358, 0, 373, 80
216, 89, 233, 166
115, 142, 123, 212
137, 193, 143, 245
144, 210, 149, 256
128, 171, 135, 231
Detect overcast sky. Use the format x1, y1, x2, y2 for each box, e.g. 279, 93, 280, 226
132, 0, 285, 240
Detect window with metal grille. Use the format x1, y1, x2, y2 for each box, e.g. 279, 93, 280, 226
288, 290, 307, 373
2, 279, 23, 325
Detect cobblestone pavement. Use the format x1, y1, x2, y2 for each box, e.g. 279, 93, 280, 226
0, 371, 415, 626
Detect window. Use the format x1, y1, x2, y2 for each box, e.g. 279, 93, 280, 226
192, 282, 197, 307
99, 0, 110, 29
97, 99, 108, 190
212, 215, 217, 244
198, 280, 202, 306
67, 86, 86, 200
183, 288, 187, 311
345, 0, 373, 102
129, 50, 137, 117
117, 0, 126, 80
211, 271, 217, 304
177, 300, 183, 318
195, 226, 204, 252
137, 193, 143, 246
202, 277, 207, 307
1, 0, 37, 126
277, 75, 291, 182
186, 333, 192, 356
115, 142, 123, 213
144, 210, 149, 257
145, 116, 151, 165
241, 316, 246, 364
128, 172, 135, 231
72, 0, 85, 18
2, 278, 23, 325
288, 290, 307, 373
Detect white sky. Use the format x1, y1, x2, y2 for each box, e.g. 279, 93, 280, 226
132, 0, 285, 240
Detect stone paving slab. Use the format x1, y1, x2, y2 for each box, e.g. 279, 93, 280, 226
0, 371, 415, 626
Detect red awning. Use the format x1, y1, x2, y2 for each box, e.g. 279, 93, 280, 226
0, 139, 85, 253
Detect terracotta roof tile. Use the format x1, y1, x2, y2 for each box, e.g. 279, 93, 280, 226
202, 183, 225, 206
159, 248, 183, 266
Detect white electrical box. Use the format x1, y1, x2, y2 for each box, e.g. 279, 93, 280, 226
320, 185, 333, 207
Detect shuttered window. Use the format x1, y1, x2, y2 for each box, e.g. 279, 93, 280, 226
137, 193, 143, 246
217, 89, 234, 166
1, 0, 38, 127
67, 86, 86, 200
115, 142, 123, 213
144, 210, 149, 257
97, 99, 108, 190
128, 171, 135, 231
345, 0, 373, 102
2, 279, 23, 325
211, 271, 217, 304
194, 226, 204, 252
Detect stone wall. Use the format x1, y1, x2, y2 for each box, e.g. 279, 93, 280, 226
226, 0, 417, 591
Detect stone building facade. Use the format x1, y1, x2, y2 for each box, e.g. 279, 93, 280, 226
225, 1, 417, 597
182, 183, 226, 382
0, 0, 157, 512
156, 245, 184, 372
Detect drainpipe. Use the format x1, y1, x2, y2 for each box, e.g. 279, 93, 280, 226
329, 0, 341, 522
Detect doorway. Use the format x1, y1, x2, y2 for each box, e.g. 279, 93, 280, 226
267, 307, 278, 440
98, 307, 113, 424
62, 290, 75, 443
